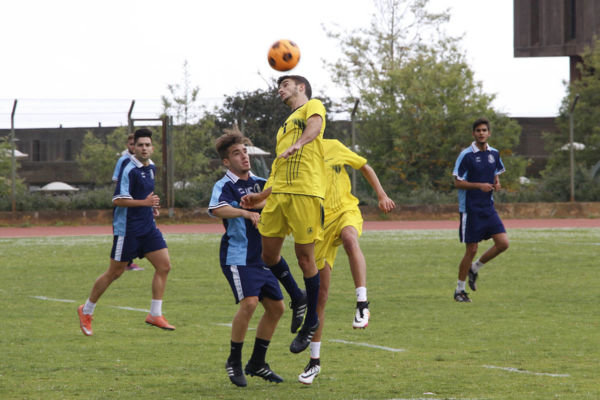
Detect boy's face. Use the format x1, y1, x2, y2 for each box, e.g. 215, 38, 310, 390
278, 78, 301, 105
127, 138, 135, 154
134, 136, 153, 162
223, 143, 250, 175
472, 123, 491, 145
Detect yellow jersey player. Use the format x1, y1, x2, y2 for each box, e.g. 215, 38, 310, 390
298, 138, 395, 385
241, 75, 326, 355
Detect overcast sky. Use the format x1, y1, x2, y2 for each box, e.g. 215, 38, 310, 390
0, 0, 570, 128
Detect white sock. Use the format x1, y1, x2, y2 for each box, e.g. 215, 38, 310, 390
83, 299, 96, 315
309, 341, 321, 359
456, 280, 466, 292
150, 299, 162, 317
471, 259, 484, 273
356, 286, 367, 302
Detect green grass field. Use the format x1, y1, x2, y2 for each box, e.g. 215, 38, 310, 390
1, 228, 598, 399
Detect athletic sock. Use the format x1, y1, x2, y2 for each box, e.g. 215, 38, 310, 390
456, 280, 466, 292
82, 299, 96, 315
227, 341, 243, 365
150, 299, 162, 317
471, 259, 485, 273
309, 341, 321, 359
356, 286, 367, 302
248, 337, 270, 366
269, 257, 304, 301
304, 272, 320, 327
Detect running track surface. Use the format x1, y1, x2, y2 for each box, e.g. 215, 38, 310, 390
1, 219, 599, 238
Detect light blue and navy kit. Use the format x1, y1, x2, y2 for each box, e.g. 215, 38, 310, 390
112, 151, 132, 182
453, 142, 506, 243
111, 156, 166, 261
208, 170, 283, 304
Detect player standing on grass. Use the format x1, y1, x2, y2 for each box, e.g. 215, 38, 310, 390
112, 133, 143, 271
298, 138, 395, 384
209, 129, 286, 387
77, 128, 175, 335
241, 75, 326, 354
452, 118, 509, 302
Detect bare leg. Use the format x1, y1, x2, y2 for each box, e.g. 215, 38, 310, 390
458, 243, 478, 281
311, 264, 330, 343
255, 298, 285, 340
231, 296, 259, 342
340, 226, 365, 288
144, 248, 171, 300
88, 259, 128, 303
478, 232, 509, 264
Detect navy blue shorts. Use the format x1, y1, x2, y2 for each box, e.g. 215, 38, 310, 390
459, 211, 506, 243
110, 227, 167, 261
221, 264, 284, 304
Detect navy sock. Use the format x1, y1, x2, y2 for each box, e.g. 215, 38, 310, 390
248, 337, 270, 366
227, 341, 243, 365
269, 257, 303, 301
303, 272, 320, 327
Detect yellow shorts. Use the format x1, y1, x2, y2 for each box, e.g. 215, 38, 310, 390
315, 208, 363, 270
258, 193, 324, 244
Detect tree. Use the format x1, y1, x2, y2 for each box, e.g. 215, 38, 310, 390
327, 0, 524, 194
162, 61, 212, 186
76, 127, 131, 186
538, 38, 600, 201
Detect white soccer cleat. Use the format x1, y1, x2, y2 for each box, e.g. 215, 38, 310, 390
352, 304, 370, 329
298, 362, 321, 385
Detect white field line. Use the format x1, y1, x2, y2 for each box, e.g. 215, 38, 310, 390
31, 295, 149, 312
484, 364, 570, 378
215, 322, 255, 330
329, 339, 405, 352
31, 295, 75, 303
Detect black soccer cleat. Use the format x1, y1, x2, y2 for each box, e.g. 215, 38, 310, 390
289, 290, 307, 333
454, 290, 472, 303
290, 319, 319, 354
225, 361, 247, 387
468, 268, 479, 291
244, 362, 283, 383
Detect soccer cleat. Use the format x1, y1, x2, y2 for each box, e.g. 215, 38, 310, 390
468, 268, 478, 291
298, 360, 321, 385
290, 319, 319, 354
352, 302, 370, 329
225, 361, 247, 387
244, 362, 284, 383
126, 262, 144, 271
145, 314, 176, 330
289, 290, 307, 333
77, 305, 93, 336
454, 290, 472, 303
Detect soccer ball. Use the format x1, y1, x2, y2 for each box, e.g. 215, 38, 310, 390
267, 39, 300, 71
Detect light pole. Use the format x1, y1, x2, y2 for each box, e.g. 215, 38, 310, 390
569, 94, 579, 202
10, 100, 18, 215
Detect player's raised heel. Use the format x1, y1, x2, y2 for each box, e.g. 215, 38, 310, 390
244, 362, 283, 383
290, 290, 307, 333
77, 305, 93, 336
290, 319, 319, 353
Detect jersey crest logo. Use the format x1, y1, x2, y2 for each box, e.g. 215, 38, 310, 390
307, 226, 313, 234
475, 156, 481, 163
488, 154, 495, 164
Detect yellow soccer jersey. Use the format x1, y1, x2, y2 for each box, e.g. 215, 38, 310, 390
322, 139, 367, 216
268, 98, 327, 198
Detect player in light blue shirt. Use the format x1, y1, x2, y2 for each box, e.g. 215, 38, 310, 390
452, 118, 510, 302
209, 129, 286, 387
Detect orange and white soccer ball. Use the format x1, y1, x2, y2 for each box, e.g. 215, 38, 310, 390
267, 39, 300, 71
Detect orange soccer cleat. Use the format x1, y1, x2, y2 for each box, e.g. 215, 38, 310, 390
145, 314, 175, 330
77, 305, 93, 336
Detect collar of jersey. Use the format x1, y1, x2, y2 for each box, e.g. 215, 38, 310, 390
130, 155, 154, 168
226, 169, 255, 183
470, 141, 489, 153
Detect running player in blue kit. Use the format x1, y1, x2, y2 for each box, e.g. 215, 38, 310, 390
78, 128, 175, 335
452, 118, 510, 302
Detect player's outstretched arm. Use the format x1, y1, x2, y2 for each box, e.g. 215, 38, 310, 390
212, 205, 261, 227
359, 164, 396, 213
240, 187, 272, 209
278, 114, 323, 159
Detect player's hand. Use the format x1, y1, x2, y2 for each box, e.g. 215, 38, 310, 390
244, 210, 261, 227
493, 182, 502, 191
145, 192, 160, 207
379, 196, 396, 213
153, 207, 160, 217
278, 143, 301, 159
479, 183, 495, 192
241, 193, 259, 209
